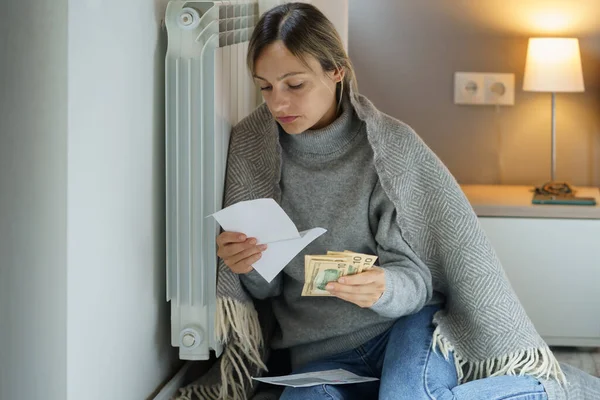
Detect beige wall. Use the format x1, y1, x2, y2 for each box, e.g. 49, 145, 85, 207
348, 0, 600, 187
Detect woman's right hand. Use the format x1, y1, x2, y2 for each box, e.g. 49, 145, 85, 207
216, 231, 268, 274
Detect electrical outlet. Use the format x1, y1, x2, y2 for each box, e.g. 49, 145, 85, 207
454, 72, 515, 106
483, 73, 515, 106
454, 72, 484, 105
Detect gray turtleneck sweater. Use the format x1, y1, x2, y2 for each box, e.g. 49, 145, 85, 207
240, 100, 438, 369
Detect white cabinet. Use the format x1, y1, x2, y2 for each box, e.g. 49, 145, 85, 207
462, 185, 600, 347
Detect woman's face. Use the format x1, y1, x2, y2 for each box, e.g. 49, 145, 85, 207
253, 41, 343, 134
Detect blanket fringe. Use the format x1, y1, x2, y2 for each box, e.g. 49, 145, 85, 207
432, 326, 567, 386
171, 384, 221, 400
216, 297, 266, 369
172, 297, 267, 400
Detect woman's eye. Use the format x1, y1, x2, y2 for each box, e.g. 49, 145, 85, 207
259, 83, 303, 91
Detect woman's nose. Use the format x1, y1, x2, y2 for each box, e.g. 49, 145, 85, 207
271, 88, 290, 112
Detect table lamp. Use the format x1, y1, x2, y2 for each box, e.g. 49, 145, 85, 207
522, 37, 585, 202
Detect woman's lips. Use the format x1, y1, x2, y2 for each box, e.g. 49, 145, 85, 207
277, 116, 298, 124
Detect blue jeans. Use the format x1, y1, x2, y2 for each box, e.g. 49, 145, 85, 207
280, 305, 548, 400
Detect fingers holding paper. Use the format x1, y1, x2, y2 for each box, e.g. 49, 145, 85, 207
216, 231, 268, 274
211, 199, 327, 282
326, 267, 386, 308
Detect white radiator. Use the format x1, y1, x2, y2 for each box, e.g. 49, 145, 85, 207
164, 0, 348, 362
165, 0, 260, 361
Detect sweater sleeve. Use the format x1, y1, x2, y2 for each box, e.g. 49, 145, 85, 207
239, 269, 283, 300
368, 181, 433, 318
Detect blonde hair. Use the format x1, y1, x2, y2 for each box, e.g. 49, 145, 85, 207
247, 2, 358, 105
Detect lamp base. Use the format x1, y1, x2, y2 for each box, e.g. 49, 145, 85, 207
532, 181, 597, 206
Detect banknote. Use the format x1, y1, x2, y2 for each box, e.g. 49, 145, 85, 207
327, 250, 378, 274
301, 251, 378, 296
301, 255, 353, 296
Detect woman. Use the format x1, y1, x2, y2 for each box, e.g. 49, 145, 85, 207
213, 3, 600, 400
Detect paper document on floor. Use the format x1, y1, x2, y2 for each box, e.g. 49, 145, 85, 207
252, 369, 379, 388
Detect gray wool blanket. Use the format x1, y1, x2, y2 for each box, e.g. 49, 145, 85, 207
173, 93, 600, 400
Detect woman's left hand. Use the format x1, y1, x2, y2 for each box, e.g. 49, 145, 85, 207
326, 267, 386, 308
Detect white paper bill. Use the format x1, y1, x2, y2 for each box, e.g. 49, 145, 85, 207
255, 227, 326, 283
252, 369, 379, 388
209, 198, 326, 282
210, 198, 300, 244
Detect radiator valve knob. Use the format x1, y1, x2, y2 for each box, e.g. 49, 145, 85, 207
178, 8, 200, 30
180, 326, 203, 349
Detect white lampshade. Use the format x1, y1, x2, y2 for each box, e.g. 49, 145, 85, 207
523, 38, 585, 93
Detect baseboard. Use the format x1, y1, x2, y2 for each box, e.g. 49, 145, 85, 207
152, 362, 192, 400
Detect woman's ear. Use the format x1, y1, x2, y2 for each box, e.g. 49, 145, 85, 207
331, 67, 345, 83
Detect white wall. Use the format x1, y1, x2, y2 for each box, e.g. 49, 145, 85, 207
66, 0, 178, 398
0, 1, 68, 399
1, 0, 178, 399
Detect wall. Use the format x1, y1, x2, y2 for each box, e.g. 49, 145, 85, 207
0, 0, 179, 399
66, 0, 178, 398
0, 1, 69, 399
348, 0, 600, 187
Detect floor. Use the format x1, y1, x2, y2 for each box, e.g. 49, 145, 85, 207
552, 347, 600, 377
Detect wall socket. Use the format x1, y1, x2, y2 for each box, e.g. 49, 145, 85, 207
454, 72, 515, 106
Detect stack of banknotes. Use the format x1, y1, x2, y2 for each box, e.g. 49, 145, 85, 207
301, 251, 378, 296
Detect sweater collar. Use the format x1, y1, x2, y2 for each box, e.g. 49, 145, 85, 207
278, 97, 361, 157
